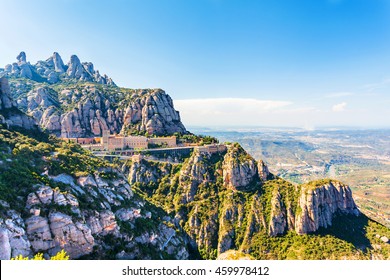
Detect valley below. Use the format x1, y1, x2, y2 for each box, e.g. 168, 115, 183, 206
190, 127, 390, 228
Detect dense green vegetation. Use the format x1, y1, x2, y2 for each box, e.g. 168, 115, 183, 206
250, 231, 363, 260
0, 124, 115, 215
128, 143, 390, 260
1, 121, 389, 260
250, 213, 390, 260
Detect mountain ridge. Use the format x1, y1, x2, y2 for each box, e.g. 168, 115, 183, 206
1, 52, 187, 137
0, 51, 115, 86
0, 52, 389, 260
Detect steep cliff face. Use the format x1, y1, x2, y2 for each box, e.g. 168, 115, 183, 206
258, 160, 270, 183
2, 54, 187, 137
0, 127, 188, 260
222, 143, 261, 191
121, 89, 186, 136
0, 77, 38, 130
123, 144, 272, 259
178, 150, 213, 204
294, 180, 359, 234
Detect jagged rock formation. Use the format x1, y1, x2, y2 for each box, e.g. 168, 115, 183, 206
1, 52, 187, 137
123, 144, 271, 258
122, 143, 378, 259
294, 180, 359, 234
0, 77, 14, 109
258, 160, 270, 182
1, 52, 115, 85
222, 143, 262, 191
15, 85, 186, 137
0, 125, 188, 260
0, 169, 188, 260
121, 89, 186, 136
0, 77, 38, 130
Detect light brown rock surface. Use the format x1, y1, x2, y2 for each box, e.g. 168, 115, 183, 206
295, 180, 359, 234
222, 144, 261, 191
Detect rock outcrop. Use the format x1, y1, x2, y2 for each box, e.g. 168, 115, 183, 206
178, 150, 212, 203
0, 77, 38, 130
0, 77, 15, 109
0, 123, 188, 260
121, 89, 186, 135
258, 160, 270, 182
295, 180, 359, 234
1, 52, 187, 137
1, 51, 115, 86
0, 167, 188, 260
124, 144, 270, 258
47, 52, 66, 73
268, 191, 288, 236
0, 210, 32, 259
222, 143, 262, 191
123, 143, 368, 258
25, 86, 186, 137
67, 55, 88, 80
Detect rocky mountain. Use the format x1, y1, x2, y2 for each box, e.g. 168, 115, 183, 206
1, 53, 389, 260
0, 84, 188, 260
0, 127, 188, 260
0, 52, 115, 85
123, 143, 390, 260
0, 52, 187, 137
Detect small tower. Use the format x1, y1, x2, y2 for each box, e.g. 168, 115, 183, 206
102, 130, 109, 150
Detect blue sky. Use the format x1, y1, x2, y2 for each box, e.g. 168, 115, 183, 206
1, 0, 390, 128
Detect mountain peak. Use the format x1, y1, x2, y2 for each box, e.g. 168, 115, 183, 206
46, 52, 65, 73
0, 52, 116, 86
16, 51, 27, 64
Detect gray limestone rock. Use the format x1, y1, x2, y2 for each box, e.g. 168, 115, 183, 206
26, 215, 55, 251
66, 55, 83, 78
0, 77, 15, 109
49, 52, 66, 73
17, 51, 27, 64
222, 144, 260, 191
48, 212, 94, 259
0, 77, 38, 130
268, 191, 287, 236
258, 160, 270, 182
295, 181, 359, 234
0, 228, 11, 259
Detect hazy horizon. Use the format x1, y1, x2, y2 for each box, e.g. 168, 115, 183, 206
186, 124, 390, 132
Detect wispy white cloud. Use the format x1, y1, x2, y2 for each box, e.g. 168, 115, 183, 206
363, 78, 390, 92
332, 102, 347, 112
325, 92, 354, 98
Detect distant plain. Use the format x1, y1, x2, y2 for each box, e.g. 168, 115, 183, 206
191, 127, 390, 228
